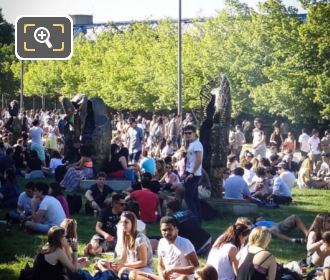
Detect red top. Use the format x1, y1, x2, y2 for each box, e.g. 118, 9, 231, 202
131, 188, 159, 223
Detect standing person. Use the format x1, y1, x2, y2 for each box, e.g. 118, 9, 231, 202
234, 125, 246, 160
298, 128, 310, 159
127, 117, 144, 164
270, 127, 283, 151
321, 130, 330, 155
44, 117, 59, 151
207, 223, 251, 280
282, 132, 297, 153
252, 118, 267, 158
25, 182, 66, 234
29, 119, 45, 165
309, 129, 322, 170
183, 125, 203, 224
169, 114, 179, 148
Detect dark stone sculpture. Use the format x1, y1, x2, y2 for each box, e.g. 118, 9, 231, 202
200, 76, 231, 198
4, 100, 22, 145
61, 94, 111, 171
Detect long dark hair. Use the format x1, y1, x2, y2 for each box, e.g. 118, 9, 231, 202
213, 223, 251, 249
308, 213, 330, 241
41, 226, 65, 254
121, 211, 138, 250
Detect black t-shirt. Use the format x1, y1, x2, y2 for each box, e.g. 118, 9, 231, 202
90, 184, 113, 207
173, 210, 211, 252
98, 208, 120, 237
106, 153, 124, 173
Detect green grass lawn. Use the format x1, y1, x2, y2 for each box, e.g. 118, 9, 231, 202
0, 180, 329, 280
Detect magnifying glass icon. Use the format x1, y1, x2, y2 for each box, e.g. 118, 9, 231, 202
34, 27, 53, 48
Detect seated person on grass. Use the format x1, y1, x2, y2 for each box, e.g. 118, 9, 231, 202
224, 167, 251, 200
25, 182, 66, 234
267, 162, 292, 204
6, 181, 35, 223
83, 193, 126, 256
136, 216, 199, 280
32, 226, 80, 280
49, 182, 70, 218
129, 178, 160, 224
254, 214, 308, 244
97, 211, 154, 279
307, 213, 330, 265
0, 168, 20, 208
311, 231, 330, 267
85, 171, 113, 214
159, 163, 184, 201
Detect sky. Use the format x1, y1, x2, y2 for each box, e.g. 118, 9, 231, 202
0, 0, 306, 24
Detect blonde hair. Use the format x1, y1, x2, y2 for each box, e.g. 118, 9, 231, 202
248, 227, 272, 249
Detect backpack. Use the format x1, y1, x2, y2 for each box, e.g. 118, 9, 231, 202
200, 199, 218, 220
66, 194, 82, 214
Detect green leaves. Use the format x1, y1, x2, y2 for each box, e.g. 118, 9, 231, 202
1, 2, 328, 123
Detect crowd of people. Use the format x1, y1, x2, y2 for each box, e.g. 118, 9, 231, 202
0, 108, 330, 280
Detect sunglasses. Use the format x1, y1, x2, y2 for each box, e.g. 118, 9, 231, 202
184, 131, 193, 135
117, 202, 126, 206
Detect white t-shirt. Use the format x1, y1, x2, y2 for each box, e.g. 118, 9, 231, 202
186, 139, 203, 176
280, 171, 296, 190
298, 133, 310, 153
207, 243, 236, 280
308, 137, 321, 154
49, 158, 63, 174
158, 236, 195, 280
39, 195, 66, 226
29, 126, 43, 146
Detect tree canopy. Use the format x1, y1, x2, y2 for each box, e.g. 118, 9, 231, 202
5, 0, 330, 124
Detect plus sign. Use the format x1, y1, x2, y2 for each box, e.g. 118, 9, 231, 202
37, 30, 47, 40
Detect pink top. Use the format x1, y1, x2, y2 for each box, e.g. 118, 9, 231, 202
164, 172, 181, 186
56, 195, 70, 218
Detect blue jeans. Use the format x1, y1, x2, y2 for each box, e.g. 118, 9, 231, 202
184, 173, 201, 224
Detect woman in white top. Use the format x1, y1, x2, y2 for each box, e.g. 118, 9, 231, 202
207, 223, 251, 280
100, 211, 153, 279
252, 118, 267, 158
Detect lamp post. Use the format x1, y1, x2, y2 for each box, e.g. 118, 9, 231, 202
20, 60, 24, 111
177, 0, 182, 116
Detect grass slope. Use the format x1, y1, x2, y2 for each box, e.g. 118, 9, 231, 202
0, 181, 329, 280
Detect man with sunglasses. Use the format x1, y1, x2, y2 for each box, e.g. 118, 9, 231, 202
84, 193, 126, 255
183, 125, 203, 224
